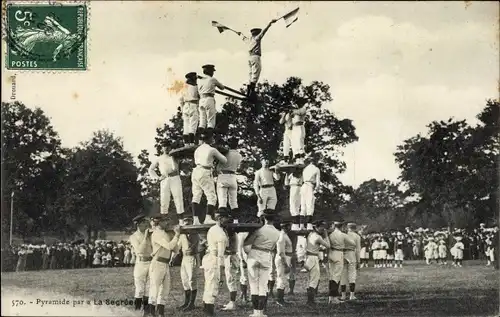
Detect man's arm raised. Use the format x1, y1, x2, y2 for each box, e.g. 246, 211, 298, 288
255, 19, 277, 41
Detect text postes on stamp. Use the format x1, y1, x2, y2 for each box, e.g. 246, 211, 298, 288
5, 2, 88, 71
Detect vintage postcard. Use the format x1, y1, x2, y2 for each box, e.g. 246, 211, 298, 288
1, 1, 499, 317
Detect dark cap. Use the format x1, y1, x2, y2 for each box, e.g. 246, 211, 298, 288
185, 72, 197, 80
261, 210, 278, 219
182, 214, 193, 220
280, 218, 293, 227
313, 219, 327, 227
132, 213, 146, 223
150, 212, 168, 220
214, 207, 231, 218
202, 64, 216, 71
251, 28, 262, 34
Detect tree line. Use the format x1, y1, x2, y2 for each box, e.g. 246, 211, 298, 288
1, 78, 498, 243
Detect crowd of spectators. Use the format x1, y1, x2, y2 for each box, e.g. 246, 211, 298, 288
1, 240, 136, 272
359, 224, 499, 263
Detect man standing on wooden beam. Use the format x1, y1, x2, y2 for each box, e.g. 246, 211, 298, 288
149, 144, 186, 225
192, 132, 228, 225
254, 157, 281, 217
198, 64, 225, 141
180, 72, 200, 146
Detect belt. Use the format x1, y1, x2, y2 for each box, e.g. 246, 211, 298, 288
201, 93, 215, 98
184, 100, 199, 104
253, 246, 274, 253
225, 251, 236, 255
306, 251, 319, 256
344, 249, 355, 252
219, 170, 235, 175
330, 248, 344, 252
250, 54, 261, 57
168, 171, 179, 177
261, 184, 274, 189
285, 252, 294, 256
138, 256, 153, 262
304, 181, 316, 185
294, 122, 304, 126
197, 165, 212, 170
156, 256, 170, 264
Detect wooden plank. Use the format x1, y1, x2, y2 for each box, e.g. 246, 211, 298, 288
169, 145, 198, 159
179, 222, 263, 234
270, 163, 305, 173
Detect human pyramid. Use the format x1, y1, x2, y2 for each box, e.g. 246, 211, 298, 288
148, 11, 320, 233
131, 10, 362, 317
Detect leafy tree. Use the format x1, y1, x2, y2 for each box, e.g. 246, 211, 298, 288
342, 178, 406, 231
1, 101, 65, 241
52, 130, 143, 240
146, 77, 358, 221
394, 100, 500, 227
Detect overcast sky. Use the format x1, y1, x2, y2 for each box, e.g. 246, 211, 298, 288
2, 1, 498, 187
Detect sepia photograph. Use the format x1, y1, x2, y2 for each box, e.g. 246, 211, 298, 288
1, 1, 499, 317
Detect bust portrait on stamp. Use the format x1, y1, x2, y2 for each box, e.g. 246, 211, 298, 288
5, 1, 88, 71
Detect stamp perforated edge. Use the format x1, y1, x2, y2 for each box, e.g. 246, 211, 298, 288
2, 0, 91, 73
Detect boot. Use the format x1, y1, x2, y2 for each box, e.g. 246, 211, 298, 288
147, 304, 156, 317
276, 288, 286, 306
183, 289, 197, 311
189, 133, 195, 145
247, 82, 255, 97
306, 287, 315, 307
231, 208, 239, 223
134, 298, 143, 310
142, 296, 149, 311
204, 303, 215, 316
240, 284, 248, 302
205, 127, 214, 142
268, 280, 275, 298
182, 134, 190, 146
288, 279, 295, 295
156, 304, 165, 317
192, 202, 201, 225
177, 290, 190, 310
204, 205, 216, 224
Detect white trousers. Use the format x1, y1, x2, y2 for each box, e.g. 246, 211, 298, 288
291, 125, 305, 157
216, 174, 238, 209
192, 167, 217, 205
224, 254, 240, 292
160, 176, 184, 214
328, 250, 344, 282
300, 183, 315, 216
289, 185, 301, 216
248, 55, 262, 84
340, 260, 357, 285
282, 129, 292, 158
274, 255, 291, 290
180, 255, 198, 290
247, 249, 273, 296
257, 187, 277, 213
199, 97, 216, 129
133, 260, 150, 298
182, 102, 199, 135
202, 254, 220, 304
148, 260, 171, 305
305, 255, 320, 288
395, 249, 404, 261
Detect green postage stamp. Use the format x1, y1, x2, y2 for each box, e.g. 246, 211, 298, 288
4, 1, 88, 71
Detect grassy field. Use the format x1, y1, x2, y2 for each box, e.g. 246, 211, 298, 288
1, 260, 498, 317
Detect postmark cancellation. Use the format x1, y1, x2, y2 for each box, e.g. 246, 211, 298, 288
3, 1, 88, 71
